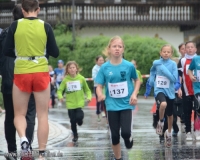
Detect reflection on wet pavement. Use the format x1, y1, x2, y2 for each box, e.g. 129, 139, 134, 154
48, 98, 200, 160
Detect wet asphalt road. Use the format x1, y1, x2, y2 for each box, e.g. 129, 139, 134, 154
48, 97, 200, 160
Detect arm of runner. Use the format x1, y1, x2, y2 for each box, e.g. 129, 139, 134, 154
57, 79, 66, 100
149, 65, 156, 87
82, 78, 92, 102
96, 84, 105, 102
159, 62, 177, 83
130, 78, 140, 105
188, 70, 196, 82
3, 22, 17, 58
45, 23, 59, 58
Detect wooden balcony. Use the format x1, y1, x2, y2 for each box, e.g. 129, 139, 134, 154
0, 1, 200, 28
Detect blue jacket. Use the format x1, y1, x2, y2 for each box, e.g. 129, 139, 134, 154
144, 76, 181, 97
149, 58, 178, 99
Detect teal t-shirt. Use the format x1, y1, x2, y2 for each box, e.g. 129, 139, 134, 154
188, 56, 200, 94
95, 59, 138, 111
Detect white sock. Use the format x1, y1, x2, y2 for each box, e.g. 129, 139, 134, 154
167, 131, 172, 136
20, 137, 28, 144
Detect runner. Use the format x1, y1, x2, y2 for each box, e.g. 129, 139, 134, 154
96, 36, 140, 160
57, 61, 91, 142
149, 44, 178, 147
3, 0, 59, 158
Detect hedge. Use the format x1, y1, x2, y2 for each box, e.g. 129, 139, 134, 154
48, 24, 179, 95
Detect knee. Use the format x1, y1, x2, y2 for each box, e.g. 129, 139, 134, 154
160, 102, 167, 108
111, 134, 120, 145
121, 130, 131, 140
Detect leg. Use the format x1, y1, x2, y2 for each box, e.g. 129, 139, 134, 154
51, 89, 56, 108
68, 109, 78, 135
165, 98, 174, 133
159, 102, 167, 120
33, 84, 50, 150
155, 93, 167, 135
3, 94, 17, 152
76, 108, 84, 126
94, 87, 101, 115
13, 84, 30, 138
172, 104, 179, 134
107, 111, 121, 159
183, 96, 193, 133
26, 94, 36, 149
120, 109, 133, 149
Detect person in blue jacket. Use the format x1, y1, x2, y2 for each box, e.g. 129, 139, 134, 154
145, 75, 181, 141
149, 44, 178, 147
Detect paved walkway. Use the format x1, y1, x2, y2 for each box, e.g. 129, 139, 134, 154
0, 113, 71, 158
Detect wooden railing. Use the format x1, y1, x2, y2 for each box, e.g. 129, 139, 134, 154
0, 2, 200, 28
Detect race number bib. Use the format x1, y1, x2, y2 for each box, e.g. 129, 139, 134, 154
57, 73, 63, 82
108, 81, 128, 98
67, 81, 81, 91
197, 70, 200, 82
156, 76, 170, 88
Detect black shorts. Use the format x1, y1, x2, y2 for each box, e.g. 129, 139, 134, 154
155, 92, 174, 116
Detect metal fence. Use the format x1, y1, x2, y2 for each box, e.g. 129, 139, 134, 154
0, 2, 200, 27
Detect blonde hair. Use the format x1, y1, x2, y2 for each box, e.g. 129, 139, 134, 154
65, 61, 79, 76
102, 36, 125, 58
160, 44, 174, 54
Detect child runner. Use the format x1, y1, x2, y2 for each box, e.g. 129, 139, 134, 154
149, 44, 178, 147
131, 60, 143, 85
96, 36, 140, 160
92, 55, 105, 121
57, 61, 92, 142
178, 41, 197, 140
178, 43, 186, 58
3, 0, 59, 157
188, 50, 200, 140
177, 43, 186, 132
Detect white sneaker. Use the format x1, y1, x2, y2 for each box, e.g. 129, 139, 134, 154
195, 130, 200, 140
101, 111, 106, 118
164, 130, 172, 148
156, 121, 164, 135
186, 132, 193, 141
57, 102, 62, 108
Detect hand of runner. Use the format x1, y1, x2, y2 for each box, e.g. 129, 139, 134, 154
98, 94, 105, 102
129, 94, 137, 105
59, 98, 64, 103
178, 88, 182, 98
86, 99, 91, 103
189, 75, 197, 82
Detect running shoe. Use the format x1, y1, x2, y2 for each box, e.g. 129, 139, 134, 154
195, 130, 200, 140
72, 134, 78, 142
101, 111, 106, 118
156, 121, 164, 135
186, 132, 193, 141
97, 115, 101, 122
21, 141, 32, 160
164, 130, 172, 148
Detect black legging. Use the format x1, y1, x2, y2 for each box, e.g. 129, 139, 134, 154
68, 108, 84, 135
4, 94, 36, 152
